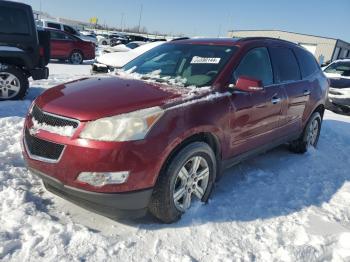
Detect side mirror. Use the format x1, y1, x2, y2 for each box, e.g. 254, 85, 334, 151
234, 76, 264, 92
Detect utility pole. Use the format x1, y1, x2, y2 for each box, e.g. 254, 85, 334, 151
137, 4, 143, 33
39, 0, 42, 18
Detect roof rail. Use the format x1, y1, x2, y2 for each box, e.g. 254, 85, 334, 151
237, 37, 298, 46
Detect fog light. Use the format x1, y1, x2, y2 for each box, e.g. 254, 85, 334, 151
77, 171, 129, 187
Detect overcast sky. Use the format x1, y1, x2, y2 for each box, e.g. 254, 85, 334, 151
19, 0, 350, 41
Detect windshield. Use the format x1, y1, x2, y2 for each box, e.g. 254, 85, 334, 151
122, 43, 237, 87
324, 61, 350, 77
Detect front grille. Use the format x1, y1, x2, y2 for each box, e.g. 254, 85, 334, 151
32, 105, 79, 128
25, 128, 65, 162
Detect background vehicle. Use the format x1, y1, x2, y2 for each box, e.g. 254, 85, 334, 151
46, 28, 95, 64
92, 41, 163, 73
23, 38, 327, 223
323, 59, 350, 113
37, 19, 97, 44
97, 33, 129, 46
98, 41, 147, 55
125, 34, 149, 42
0, 0, 50, 100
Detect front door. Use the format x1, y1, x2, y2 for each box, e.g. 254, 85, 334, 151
227, 46, 283, 157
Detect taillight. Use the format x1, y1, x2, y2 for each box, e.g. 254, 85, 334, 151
39, 47, 44, 57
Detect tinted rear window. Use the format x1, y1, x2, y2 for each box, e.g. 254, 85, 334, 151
269, 47, 301, 83
47, 23, 61, 30
0, 6, 30, 35
295, 48, 319, 78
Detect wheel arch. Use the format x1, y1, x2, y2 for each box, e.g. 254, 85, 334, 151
157, 131, 222, 184
303, 103, 325, 128
70, 49, 84, 60
312, 103, 325, 119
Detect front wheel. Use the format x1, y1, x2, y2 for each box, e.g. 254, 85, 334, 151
69, 51, 83, 64
149, 142, 216, 223
0, 65, 29, 101
289, 112, 322, 153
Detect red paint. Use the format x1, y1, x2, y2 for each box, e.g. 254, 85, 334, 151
22, 38, 328, 194
235, 76, 263, 92
47, 28, 95, 61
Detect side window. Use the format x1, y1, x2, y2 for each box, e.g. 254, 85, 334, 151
0, 7, 30, 35
233, 47, 273, 86
63, 25, 77, 35
269, 47, 301, 83
127, 43, 138, 49
50, 31, 69, 40
47, 22, 61, 30
294, 48, 319, 78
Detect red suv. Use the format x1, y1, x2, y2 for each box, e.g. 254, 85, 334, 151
22, 38, 328, 223
46, 28, 95, 64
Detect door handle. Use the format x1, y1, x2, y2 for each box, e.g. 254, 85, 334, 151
271, 97, 281, 104
303, 90, 311, 96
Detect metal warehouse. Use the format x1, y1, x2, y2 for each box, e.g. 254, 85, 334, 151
228, 30, 350, 65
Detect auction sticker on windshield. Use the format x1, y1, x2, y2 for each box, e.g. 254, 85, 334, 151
191, 56, 221, 64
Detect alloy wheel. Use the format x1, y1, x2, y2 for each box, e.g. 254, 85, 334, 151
306, 118, 319, 147
0, 72, 21, 99
173, 156, 210, 212
71, 52, 83, 64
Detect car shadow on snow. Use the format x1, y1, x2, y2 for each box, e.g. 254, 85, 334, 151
133, 119, 350, 228
0, 86, 45, 118
49, 59, 94, 65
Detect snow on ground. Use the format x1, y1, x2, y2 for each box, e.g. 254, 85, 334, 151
1, 62, 350, 261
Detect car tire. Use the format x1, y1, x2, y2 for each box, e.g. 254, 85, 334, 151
148, 142, 217, 223
69, 51, 83, 65
102, 40, 107, 45
0, 65, 29, 101
289, 112, 322, 154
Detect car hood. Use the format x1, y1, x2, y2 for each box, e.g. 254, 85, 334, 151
328, 77, 350, 89
35, 76, 183, 121
96, 42, 163, 68
96, 50, 141, 68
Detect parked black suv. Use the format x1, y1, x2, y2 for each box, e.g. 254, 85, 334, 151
0, 0, 50, 101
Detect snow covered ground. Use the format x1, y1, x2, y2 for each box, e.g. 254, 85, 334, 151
1, 63, 350, 261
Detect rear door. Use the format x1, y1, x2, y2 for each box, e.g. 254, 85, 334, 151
49, 30, 74, 59
268, 46, 308, 136
228, 46, 284, 156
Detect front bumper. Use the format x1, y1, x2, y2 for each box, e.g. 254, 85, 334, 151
91, 62, 115, 74
30, 168, 153, 219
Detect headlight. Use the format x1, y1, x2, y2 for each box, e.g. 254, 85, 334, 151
79, 106, 164, 141
77, 171, 129, 186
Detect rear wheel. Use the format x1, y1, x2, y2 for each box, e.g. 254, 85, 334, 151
69, 51, 83, 64
149, 142, 216, 223
289, 112, 322, 153
0, 66, 28, 100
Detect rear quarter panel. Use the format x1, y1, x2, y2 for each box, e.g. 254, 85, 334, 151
302, 70, 328, 127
